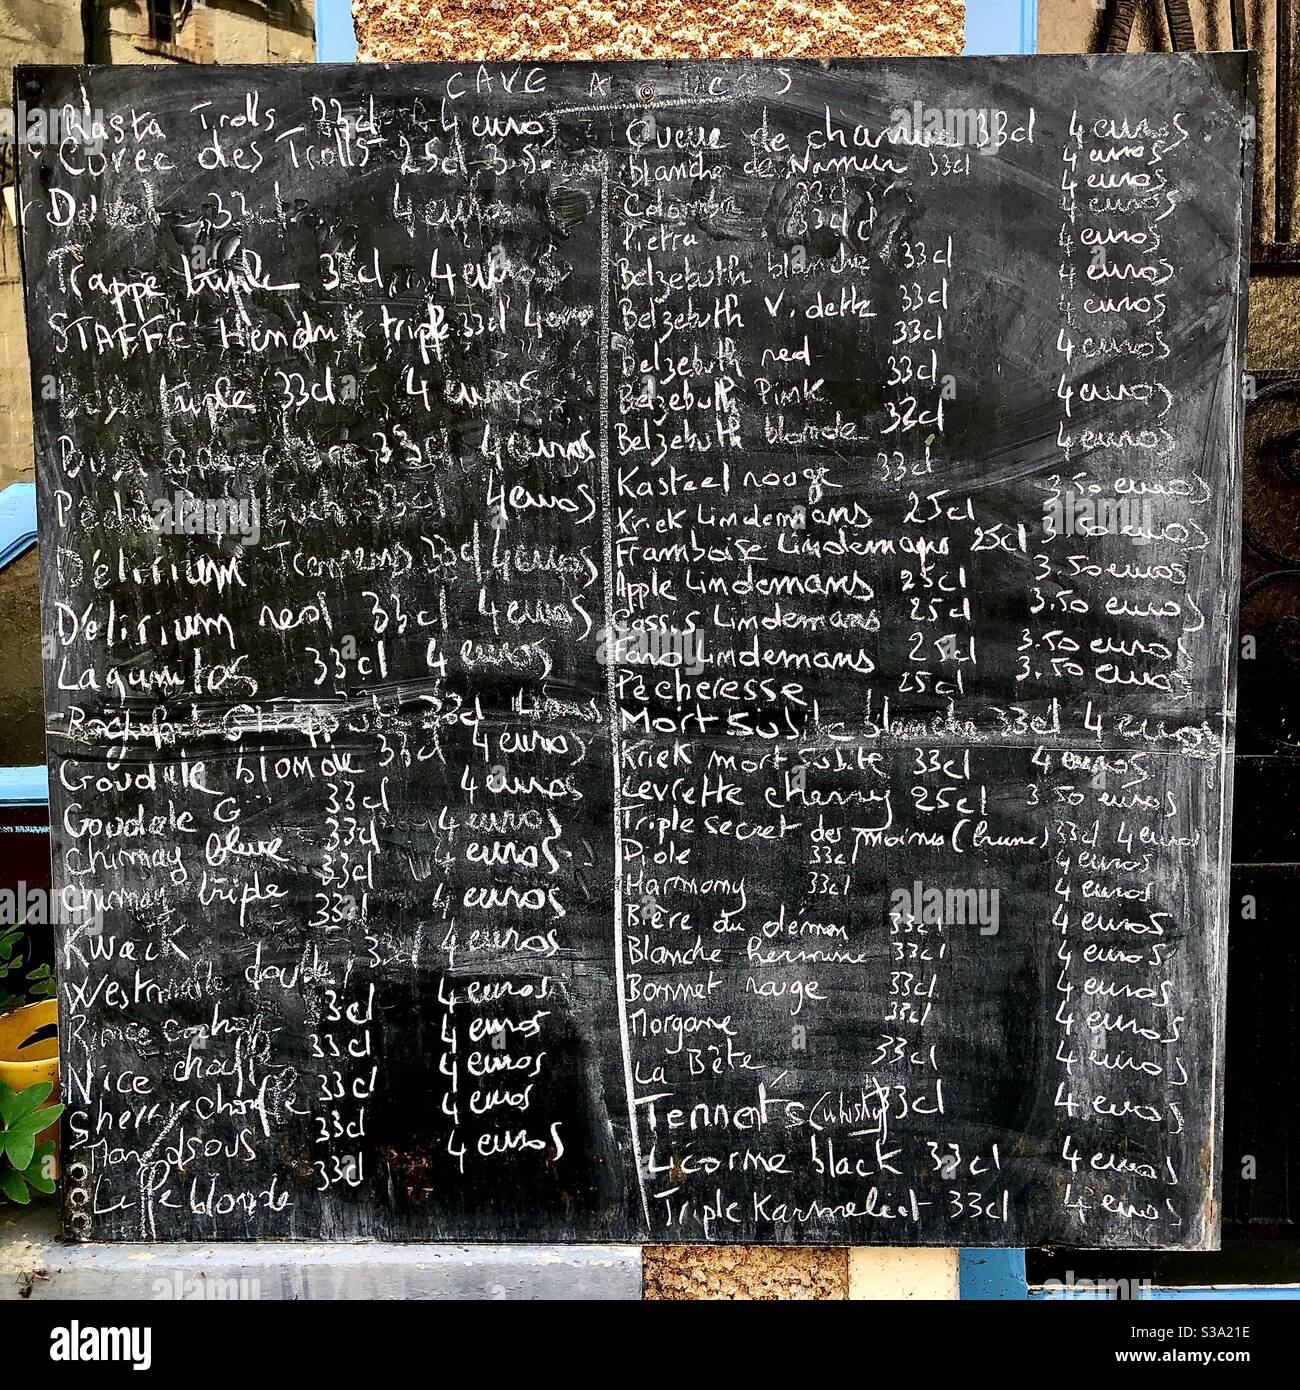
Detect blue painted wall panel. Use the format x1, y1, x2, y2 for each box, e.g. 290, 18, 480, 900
964, 0, 1036, 56
961, 1249, 1029, 1300
317, 0, 358, 62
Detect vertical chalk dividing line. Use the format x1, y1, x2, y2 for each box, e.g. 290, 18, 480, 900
598, 162, 651, 1229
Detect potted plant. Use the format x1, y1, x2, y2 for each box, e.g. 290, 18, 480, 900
0, 987, 61, 1203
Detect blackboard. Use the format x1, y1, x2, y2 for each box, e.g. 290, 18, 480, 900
16, 54, 1252, 1247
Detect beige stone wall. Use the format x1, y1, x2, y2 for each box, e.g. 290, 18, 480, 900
95, 1, 315, 65
0, 0, 83, 77
209, 5, 314, 64
0, 225, 35, 492
1, 0, 85, 490
350, 0, 966, 1299
353, 0, 965, 63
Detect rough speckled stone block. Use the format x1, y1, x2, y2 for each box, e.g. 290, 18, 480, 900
352, 0, 966, 64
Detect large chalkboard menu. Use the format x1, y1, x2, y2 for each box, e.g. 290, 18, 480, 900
17, 54, 1251, 1247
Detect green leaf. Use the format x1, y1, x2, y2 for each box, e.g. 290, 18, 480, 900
4, 1130, 35, 1174
7, 1082, 52, 1122
3, 1102, 62, 1139
0, 1081, 17, 1124
0, 1168, 30, 1204
22, 1143, 57, 1194
6, 1110, 50, 1137
26, 965, 56, 1000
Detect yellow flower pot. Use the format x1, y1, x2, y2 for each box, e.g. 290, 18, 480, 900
0, 999, 59, 1147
